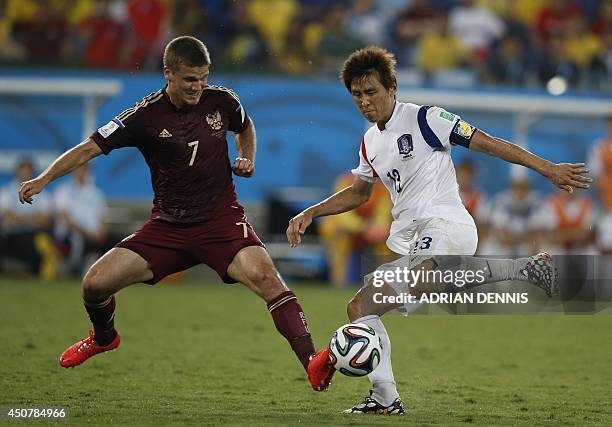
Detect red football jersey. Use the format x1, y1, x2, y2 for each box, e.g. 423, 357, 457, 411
91, 86, 249, 223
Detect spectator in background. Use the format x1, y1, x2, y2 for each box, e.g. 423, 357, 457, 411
489, 177, 543, 256
53, 0, 95, 62
299, 0, 335, 20
456, 161, 490, 253
448, 0, 506, 59
0, 0, 26, 61
79, 0, 128, 69
587, 115, 612, 210
319, 173, 391, 286
591, 29, 612, 90
511, 0, 550, 28
125, 0, 169, 69
592, 0, 612, 35
391, 0, 437, 66
225, 0, 267, 67
53, 163, 107, 276
536, 33, 580, 87
246, 0, 299, 58
0, 158, 56, 280
171, 0, 208, 43
416, 12, 471, 78
538, 190, 595, 254
485, 34, 531, 85
535, 0, 582, 41
344, 0, 393, 46
12, 0, 69, 63
316, 3, 364, 72
275, 17, 312, 74
563, 15, 603, 81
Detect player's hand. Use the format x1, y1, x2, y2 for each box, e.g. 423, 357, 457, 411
287, 211, 313, 247
546, 162, 592, 193
18, 178, 46, 204
232, 157, 254, 177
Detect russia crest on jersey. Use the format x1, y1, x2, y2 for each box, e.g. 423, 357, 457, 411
397, 134, 414, 159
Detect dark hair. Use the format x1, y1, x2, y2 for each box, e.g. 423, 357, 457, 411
340, 46, 397, 92
163, 36, 210, 71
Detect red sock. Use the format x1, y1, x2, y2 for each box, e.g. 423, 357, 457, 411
84, 295, 117, 346
267, 291, 315, 371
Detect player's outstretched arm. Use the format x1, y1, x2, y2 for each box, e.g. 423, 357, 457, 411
18, 138, 102, 204
469, 129, 592, 193
286, 176, 374, 247
233, 118, 255, 178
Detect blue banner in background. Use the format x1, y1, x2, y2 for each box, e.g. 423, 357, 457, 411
0, 72, 605, 202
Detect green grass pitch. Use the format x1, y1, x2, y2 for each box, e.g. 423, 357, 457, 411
1, 279, 611, 426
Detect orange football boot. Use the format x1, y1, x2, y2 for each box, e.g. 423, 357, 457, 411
59, 330, 120, 368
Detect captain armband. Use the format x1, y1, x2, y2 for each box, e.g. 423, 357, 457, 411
449, 120, 477, 148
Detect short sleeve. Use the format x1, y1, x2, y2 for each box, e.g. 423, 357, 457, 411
90, 108, 143, 155
417, 106, 461, 150
224, 91, 249, 134
351, 137, 377, 183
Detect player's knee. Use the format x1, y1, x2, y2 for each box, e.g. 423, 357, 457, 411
250, 266, 285, 298
82, 268, 112, 302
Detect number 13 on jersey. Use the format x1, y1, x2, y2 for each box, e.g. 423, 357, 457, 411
387, 169, 403, 193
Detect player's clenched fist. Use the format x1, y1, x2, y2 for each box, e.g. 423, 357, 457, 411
18, 178, 46, 204
287, 211, 313, 247
232, 157, 254, 177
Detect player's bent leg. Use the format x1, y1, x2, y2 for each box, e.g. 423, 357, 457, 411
81, 247, 154, 301
432, 252, 559, 297
60, 248, 154, 368
347, 283, 403, 413
227, 246, 327, 389
347, 282, 401, 321
344, 260, 438, 415
226, 245, 288, 301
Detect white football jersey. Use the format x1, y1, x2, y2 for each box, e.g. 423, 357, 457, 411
351, 101, 476, 253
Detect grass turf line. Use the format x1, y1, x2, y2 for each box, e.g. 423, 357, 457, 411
0, 279, 611, 426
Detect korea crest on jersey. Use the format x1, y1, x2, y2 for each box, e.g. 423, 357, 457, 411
397, 134, 414, 159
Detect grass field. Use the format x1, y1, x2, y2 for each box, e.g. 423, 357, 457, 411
1, 279, 611, 426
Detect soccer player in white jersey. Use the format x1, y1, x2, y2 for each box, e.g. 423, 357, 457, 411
287, 47, 592, 415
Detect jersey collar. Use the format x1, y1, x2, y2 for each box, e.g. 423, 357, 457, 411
162, 85, 196, 112
378, 101, 400, 132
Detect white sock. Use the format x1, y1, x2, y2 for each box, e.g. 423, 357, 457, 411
354, 314, 400, 406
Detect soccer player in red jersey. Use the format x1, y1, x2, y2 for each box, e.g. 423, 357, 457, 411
18, 36, 333, 391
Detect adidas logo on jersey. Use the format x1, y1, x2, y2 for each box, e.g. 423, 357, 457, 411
158, 129, 172, 138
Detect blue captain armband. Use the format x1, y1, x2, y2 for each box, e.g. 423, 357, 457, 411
449, 120, 477, 148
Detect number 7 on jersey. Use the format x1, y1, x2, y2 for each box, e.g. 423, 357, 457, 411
187, 140, 199, 166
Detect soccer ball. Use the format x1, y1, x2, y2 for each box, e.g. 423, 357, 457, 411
329, 323, 381, 377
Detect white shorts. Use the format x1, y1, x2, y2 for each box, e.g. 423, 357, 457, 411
368, 218, 478, 314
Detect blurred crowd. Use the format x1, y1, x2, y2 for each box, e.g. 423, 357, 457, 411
0, 159, 108, 280
0, 0, 610, 91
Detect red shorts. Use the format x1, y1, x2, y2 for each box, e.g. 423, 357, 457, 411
116, 210, 264, 285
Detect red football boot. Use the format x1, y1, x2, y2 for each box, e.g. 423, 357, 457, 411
59, 330, 120, 368
307, 348, 336, 391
